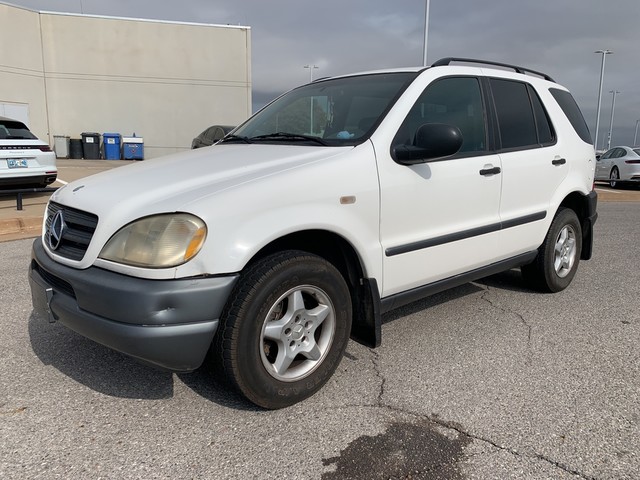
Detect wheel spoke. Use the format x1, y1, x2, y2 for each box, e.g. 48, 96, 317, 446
288, 289, 306, 313
307, 304, 330, 328
272, 349, 296, 376
264, 320, 288, 341
301, 343, 322, 361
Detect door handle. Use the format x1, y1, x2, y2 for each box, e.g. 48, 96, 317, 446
552, 158, 566, 166
479, 166, 501, 176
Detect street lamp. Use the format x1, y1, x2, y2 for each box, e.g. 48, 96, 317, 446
304, 65, 319, 134
303, 64, 318, 82
422, 0, 431, 66
594, 49, 612, 152
634, 119, 640, 146
606, 90, 620, 150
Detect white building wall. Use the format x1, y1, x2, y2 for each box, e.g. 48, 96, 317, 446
0, 3, 251, 158
0, 4, 48, 133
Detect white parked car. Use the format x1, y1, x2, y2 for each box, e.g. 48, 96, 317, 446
0, 116, 57, 188
595, 145, 640, 188
29, 58, 598, 409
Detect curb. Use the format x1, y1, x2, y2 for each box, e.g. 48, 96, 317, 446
0, 217, 43, 242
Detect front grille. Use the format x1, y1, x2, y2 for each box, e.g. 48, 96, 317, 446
45, 202, 99, 261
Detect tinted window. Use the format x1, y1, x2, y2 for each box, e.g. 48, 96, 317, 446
490, 79, 538, 149
549, 88, 592, 144
393, 77, 486, 154
0, 119, 36, 140
528, 85, 555, 145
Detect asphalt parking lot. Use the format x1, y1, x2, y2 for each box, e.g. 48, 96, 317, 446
1, 195, 638, 478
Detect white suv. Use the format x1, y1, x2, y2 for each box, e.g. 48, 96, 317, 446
29, 58, 598, 409
0, 116, 57, 188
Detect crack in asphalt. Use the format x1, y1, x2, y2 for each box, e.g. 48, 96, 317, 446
363, 346, 597, 480
480, 286, 533, 355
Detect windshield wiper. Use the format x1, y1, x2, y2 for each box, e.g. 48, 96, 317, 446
250, 132, 328, 146
219, 134, 252, 144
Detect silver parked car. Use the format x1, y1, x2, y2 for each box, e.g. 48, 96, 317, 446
595, 146, 640, 188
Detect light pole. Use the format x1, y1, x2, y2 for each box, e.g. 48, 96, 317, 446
634, 119, 640, 146
594, 50, 612, 152
606, 90, 620, 150
303, 64, 318, 82
422, 0, 431, 66
304, 65, 319, 134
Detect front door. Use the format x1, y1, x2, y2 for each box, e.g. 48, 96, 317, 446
376, 76, 503, 297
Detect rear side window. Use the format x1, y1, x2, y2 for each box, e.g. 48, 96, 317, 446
549, 88, 592, 145
489, 79, 555, 150
529, 85, 554, 145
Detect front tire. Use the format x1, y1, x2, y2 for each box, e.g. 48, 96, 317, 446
212, 250, 352, 409
521, 208, 582, 293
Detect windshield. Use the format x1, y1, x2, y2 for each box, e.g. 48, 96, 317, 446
230, 72, 417, 146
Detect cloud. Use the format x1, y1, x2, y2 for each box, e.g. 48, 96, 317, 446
9, 0, 640, 145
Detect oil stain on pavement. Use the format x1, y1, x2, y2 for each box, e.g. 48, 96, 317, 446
322, 420, 471, 479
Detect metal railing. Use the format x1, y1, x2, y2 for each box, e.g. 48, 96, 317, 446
0, 187, 58, 211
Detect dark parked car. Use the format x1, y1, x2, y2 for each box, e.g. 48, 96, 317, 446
191, 125, 235, 149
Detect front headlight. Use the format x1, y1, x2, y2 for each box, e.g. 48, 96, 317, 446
99, 214, 207, 268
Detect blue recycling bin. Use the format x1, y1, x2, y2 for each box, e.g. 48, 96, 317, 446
123, 135, 144, 160
103, 133, 121, 160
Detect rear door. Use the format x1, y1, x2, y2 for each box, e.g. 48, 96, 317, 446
489, 78, 567, 256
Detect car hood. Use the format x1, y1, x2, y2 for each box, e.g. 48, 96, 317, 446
51, 143, 350, 223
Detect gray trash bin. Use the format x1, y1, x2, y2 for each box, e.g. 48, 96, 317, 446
54, 135, 70, 159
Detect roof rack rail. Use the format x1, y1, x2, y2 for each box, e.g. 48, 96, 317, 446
431, 57, 555, 82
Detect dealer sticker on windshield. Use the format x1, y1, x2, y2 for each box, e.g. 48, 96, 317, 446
7, 159, 28, 168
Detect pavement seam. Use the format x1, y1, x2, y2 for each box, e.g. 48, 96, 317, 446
366, 347, 598, 480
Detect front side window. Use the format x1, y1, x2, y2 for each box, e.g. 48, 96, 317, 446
230, 72, 417, 146
392, 77, 487, 155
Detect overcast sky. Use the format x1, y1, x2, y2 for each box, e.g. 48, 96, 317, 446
8, 0, 640, 148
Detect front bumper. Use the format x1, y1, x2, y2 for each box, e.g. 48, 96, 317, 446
29, 238, 238, 372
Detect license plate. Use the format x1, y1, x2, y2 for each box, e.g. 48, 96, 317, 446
7, 159, 28, 168
29, 274, 56, 323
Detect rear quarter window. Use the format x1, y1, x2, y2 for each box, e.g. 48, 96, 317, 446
549, 89, 592, 145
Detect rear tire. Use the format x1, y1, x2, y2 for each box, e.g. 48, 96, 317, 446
609, 167, 620, 188
212, 250, 352, 409
521, 208, 582, 293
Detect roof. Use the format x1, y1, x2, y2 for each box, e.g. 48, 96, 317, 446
0, 1, 250, 30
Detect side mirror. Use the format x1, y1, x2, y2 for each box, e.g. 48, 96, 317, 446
392, 123, 463, 165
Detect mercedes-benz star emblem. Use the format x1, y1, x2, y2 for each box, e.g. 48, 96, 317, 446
49, 211, 66, 251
